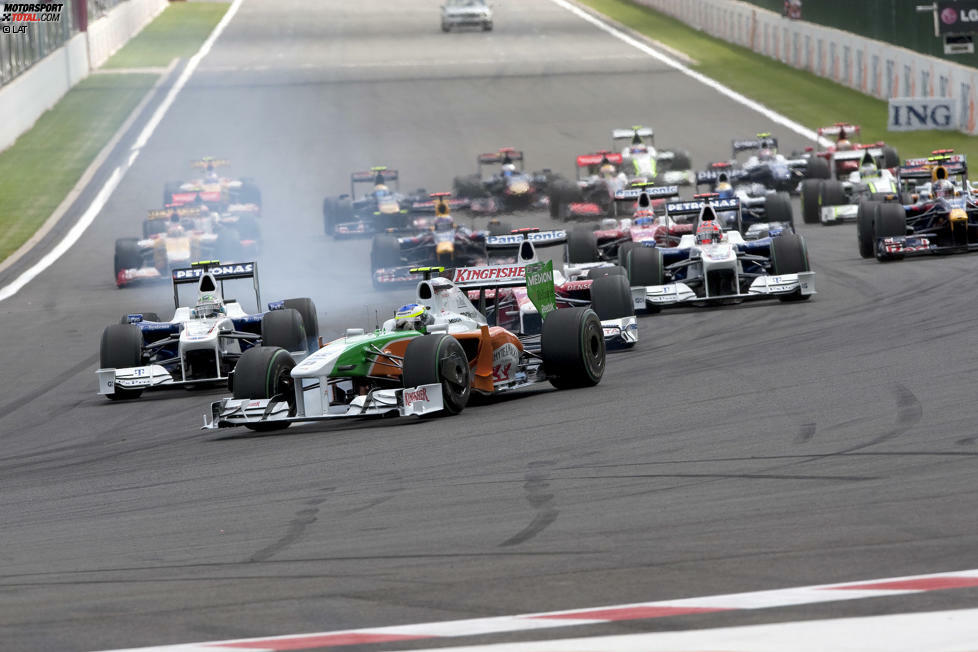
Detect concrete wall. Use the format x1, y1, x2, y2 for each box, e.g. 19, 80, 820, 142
635, 0, 978, 134
88, 0, 168, 69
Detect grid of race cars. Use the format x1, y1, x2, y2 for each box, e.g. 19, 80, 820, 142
99, 123, 978, 431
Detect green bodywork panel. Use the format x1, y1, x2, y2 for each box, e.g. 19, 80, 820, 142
326, 329, 422, 377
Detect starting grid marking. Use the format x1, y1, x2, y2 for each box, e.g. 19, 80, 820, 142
99, 568, 978, 651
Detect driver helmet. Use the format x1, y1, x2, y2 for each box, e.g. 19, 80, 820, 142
933, 179, 954, 199
501, 163, 517, 177
835, 139, 853, 151
695, 221, 723, 245
434, 215, 453, 232
394, 303, 433, 332
633, 215, 654, 227
715, 181, 734, 199
599, 163, 617, 179
859, 157, 878, 177
630, 144, 648, 154
194, 293, 224, 319
374, 183, 389, 195
758, 147, 775, 160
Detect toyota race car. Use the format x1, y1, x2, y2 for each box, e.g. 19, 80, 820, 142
546, 151, 628, 220
97, 261, 319, 400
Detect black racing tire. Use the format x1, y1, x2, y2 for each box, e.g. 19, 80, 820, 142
806, 157, 830, 179
142, 219, 166, 239
800, 179, 823, 224
322, 197, 336, 235
487, 220, 512, 236
616, 241, 636, 266
542, 307, 605, 389
769, 233, 812, 302
100, 323, 144, 400
163, 181, 180, 205
231, 346, 296, 431
370, 234, 402, 270
856, 200, 879, 259
874, 203, 907, 262
453, 174, 488, 199
670, 150, 692, 170
624, 246, 664, 287
764, 191, 794, 228
567, 227, 599, 264
114, 238, 142, 279
820, 179, 847, 206
589, 274, 634, 320
216, 228, 244, 263
283, 298, 319, 351
402, 334, 471, 416
119, 312, 160, 324
586, 265, 625, 279
261, 308, 307, 352
547, 179, 583, 219
334, 197, 353, 223
881, 146, 900, 168
236, 178, 261, 206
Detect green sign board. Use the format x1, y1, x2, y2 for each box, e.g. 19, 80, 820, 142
524, 260, 557, 321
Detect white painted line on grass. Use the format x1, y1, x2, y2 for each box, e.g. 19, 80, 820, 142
0, 0, 245, 303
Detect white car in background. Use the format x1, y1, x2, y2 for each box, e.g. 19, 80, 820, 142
442, 0, 493, 31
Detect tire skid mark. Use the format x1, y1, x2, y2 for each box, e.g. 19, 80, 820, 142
248, 491, 333, 563
0, 353, 97, 421
500, 461, 559, 547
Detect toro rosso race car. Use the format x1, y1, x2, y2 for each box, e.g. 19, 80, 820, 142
203, 270, 606, 431
163, 157, 261, 211
857, 152, 978, 261
452, 148, 555, 213
624, 194, 815, 310
114, 205, 260, 288
612, 126, 694, 187
97, 261, 319, 400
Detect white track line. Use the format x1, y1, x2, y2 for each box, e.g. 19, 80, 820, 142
0, 0, 245, 303
549, 0, 832, 147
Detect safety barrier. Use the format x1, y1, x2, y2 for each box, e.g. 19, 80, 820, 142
87, 0, 167, 69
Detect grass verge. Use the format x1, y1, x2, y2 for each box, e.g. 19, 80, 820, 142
578, 0, 978, 159
104, 2, 230, 69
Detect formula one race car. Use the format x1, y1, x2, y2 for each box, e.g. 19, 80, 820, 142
114, 205, 260, 288
97, 261, 319, 400
698, 134, 808, 194
800, 149, 901, 224
624, 194, 815, 310
452, 148, 555, 213
203, 270, 606, 430
857, 152, 978, 261
801, 123, 899, 181
546, 151, 629, 220
612, 126, 694, 187
163, 157, 261, 211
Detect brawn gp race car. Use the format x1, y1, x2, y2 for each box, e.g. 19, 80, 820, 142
97, 261, 318, 400
203, 270, 606, 431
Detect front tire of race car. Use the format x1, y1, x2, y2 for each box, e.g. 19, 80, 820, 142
261, 308, 307, 353
670, 150, 692, 170
542, 307, 605, 389
625, 246, 664, 286
820, 179, 847, 207
402, 334, 471, 416
806, 157, 830, 179
770, 233, 812, 302
283, 298, 319, 352
764, 191, 794, 228
873, 203, 907, 262
567, 227, 599, 264
856, 200, 879, 259
232, 346, 296, 431
589, 275, 634, 320
371, 234, 402, 271
100, 323, 144, 401
800, 179, 822, 224
453, 174, 488, 199
881, 146, 900, 169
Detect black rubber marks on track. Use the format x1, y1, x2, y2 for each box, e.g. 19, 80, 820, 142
248, 490, 334, 563
500, 461, 559, 547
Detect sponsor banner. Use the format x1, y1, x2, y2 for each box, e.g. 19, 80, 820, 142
524, 260, 557, 322
577, 152, 624, 167
888, 97, 959, 131
938, 1, 978, 35
485, 230, 566, 247
453, 265, 526, 285
171, 262, 255, 282
666, 197, 740, 214
614, 185, 679, 200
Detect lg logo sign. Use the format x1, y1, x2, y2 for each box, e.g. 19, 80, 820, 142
888, 98, 959, 132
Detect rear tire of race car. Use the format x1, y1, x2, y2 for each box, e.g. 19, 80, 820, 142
616, 241, 636, 267
542, 307, 605, 389
856, 200, 879, 259
806, 157, 830, 179
142, 219, 166, 239
261, 308, 307, 353
589, 275, 634, 320
586, 265, 625, 280
873, 203, 907, 262
769, 233, 812, 302
800, 179, 823, 224
671, 150, 692, 170
283, 298, 319, 352
114, 238, 142, 283
881, 146, 900, 169
231, 346, 296, 431
820, 179, 847, 206
100, 323, 144, 401
567, 227, 599, 264
487, 220, 512, 236
370, 234, 402, 270
119, 312, 160, 324
764, 191, 794, 228
453, 174, 488, 199
402, 334, 471, 416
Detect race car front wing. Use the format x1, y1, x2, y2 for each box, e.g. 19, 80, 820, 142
638, 271, 816, 308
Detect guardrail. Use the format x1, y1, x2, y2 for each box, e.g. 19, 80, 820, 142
634, 0, 978, 134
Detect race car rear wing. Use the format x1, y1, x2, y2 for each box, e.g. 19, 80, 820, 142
612, 127, 654, 146
350, 167, 399, 196
577, 152, 623, 167
147, 206, 205, 220
613, 184, 680, 201
817, 123, 860, 139
191, 157, 230, 169
478, 149, 525, 169
731, 135, 778, 154
695, 167, 748, 187
486, 228, 567, 248
170, 260, 261, 310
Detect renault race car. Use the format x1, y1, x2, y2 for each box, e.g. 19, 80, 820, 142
114, 206, 260, 288
203, 270, 606, 431
624, 194, 815, 311
163, 157, 261, 211
97, 261, 319, 400
857, 152, 978, 261
612, 126, 694, 187
452, 148, 555, 213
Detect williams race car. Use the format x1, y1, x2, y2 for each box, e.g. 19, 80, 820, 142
698, 133, 808, 194
97, 261, 319, 400
163, 157, 261, 211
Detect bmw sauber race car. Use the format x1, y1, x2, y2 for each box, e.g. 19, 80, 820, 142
612, 126, 694, 187
97, 261, 319, 400
163, 157, 261, 211
452, 148, 555, 213
203, 270, 606, 431
114, 206, 260, 288
857, 152, 978, 261
698, 134, 808, 194
624, 195, 815, 311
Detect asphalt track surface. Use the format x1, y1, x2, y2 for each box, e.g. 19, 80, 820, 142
1, 1, 977, 650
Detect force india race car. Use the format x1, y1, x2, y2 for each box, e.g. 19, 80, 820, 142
612, 126, 694, 187
857, 152, 978, 262
203, 271, 606, 431
114, 205, 260, 288
452, 148, 555, 213
623, 194, 815, 310
97, 261, 319, 400
163, 157, 261, 210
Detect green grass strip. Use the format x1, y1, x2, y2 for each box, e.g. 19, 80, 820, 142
103, 2, 229, 69
0, 74, 156, 262
578, 0, 978, 159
